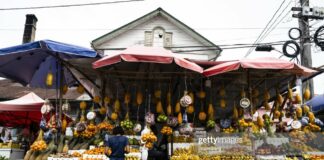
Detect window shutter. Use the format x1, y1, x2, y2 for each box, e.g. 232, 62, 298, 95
164, 32, 173, 47
144, 31, 152, 46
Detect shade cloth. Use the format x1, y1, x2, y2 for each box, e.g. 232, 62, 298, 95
203, 57, 317, 77
92, 46, 203, 73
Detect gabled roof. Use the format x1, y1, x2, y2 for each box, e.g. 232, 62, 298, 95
91, 7, 222, 58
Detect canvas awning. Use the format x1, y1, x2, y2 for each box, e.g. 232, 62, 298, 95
0, 92, 44, 111
0, 92, 44, 127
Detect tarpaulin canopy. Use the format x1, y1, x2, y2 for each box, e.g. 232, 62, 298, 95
306, 94, 324, 113
0, 40, 98, 88
92, 46, 203, 73
0, 92, 45, 127
203, 57, 317, 77
0, 92, 44, 111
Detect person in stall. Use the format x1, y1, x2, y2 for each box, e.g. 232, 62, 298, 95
148, 125, 167, 160
105, 126, 130, 160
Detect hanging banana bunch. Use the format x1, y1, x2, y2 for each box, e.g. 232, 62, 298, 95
233, 104, 239, 120
156, 101, 164, 114
124, 92, 131, 105
207, 103, 214, 119
46, 71, 53, 87
104, 96, 111, 105
77, 85, 85, 94
220, 99, 226, 108
303, 84, 311, 101
136, 91, 143, 106
114, 99, 121, 113
240, 88, 246, 98
175, 101, 181, 113
263, 89, 270, 101
186, 105, 194, 114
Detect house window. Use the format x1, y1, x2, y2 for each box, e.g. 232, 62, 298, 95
144, 27, 172, 47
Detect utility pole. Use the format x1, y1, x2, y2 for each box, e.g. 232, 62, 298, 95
297, 0, 314, 100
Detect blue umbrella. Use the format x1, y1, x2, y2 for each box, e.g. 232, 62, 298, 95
306, 94, 324, 113
0, 40, 97, 88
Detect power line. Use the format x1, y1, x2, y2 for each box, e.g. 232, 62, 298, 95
244, 0, 288, 58
0, 0, 144, 11
0, 27, 296, 31
258, 6, 293, 43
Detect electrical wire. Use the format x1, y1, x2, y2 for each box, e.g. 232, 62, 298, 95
244, 0, 288, 58
0, 0, 144, 11
258, 2, 293, 43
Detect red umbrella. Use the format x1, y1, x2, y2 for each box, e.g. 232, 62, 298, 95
92, 46, 203, 73
203, 57, 317, 77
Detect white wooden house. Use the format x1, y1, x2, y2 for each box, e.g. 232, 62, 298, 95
91, 8, 222, 61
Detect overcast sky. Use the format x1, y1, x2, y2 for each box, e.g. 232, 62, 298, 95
0, 0, 324, 94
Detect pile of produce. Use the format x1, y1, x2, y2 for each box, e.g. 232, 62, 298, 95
121, 119, 134, 130
97, 121, 114, 132
141, 132, 157, 149
84, 147, 111, 155
30, 140, 47, 151
157, 114, 168, 123
161, 126, 173, 135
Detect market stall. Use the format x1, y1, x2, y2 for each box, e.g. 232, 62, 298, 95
1, 41, 323, 160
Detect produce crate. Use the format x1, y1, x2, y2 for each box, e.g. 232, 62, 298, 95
83, 154, 109, 160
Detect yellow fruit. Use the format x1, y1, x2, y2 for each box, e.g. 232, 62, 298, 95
264, 90, 270, 101
167, 104, 172, 115
178, 112, 183, 124
252, 89, 259, 97
175, 101, 181, 113
219, 87, 226, 97
264, 101, 271, 110
167, 92, 172, 104
154, 90, 162, 99
257, 116, 264, 128
295, 94, 302, 104
99, 107, 107, 115
104, 96, 111, 104
62, 85, 68, 95
186, 105, 194, 114
277, 94, 283, 105
46, 72, 53, 87
93, 96, 100, 103
114, 99, 121, 112
233, 106, 238, 119
240, 89, 246, 98
77, 85, 85, 94
287, 88, 293, 100
80, 101, 87, 110
303, 105, 310, 114
198, 90, 206, 99
188, 92, 194, 104
199, 112, 207, 121
308, 112, 315, 124
303, 87, 311, 101
111, 112, 118, 121
220, 99, 226, 108
274, 110, 281, 119
62, 117, 67, 132
136, 92, 143, 105
124, 92, 131, 104
208, 103, 214, 114
296, 106, 303, 118
156, 101, 164, 114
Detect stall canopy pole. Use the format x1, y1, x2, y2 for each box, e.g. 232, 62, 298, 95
59, 61, 64, 121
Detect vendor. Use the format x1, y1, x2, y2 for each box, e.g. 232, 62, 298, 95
106, 126, 129, 160
148, 125, 167, 160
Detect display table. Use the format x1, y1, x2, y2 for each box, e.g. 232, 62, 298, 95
0, 148, 24, 160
